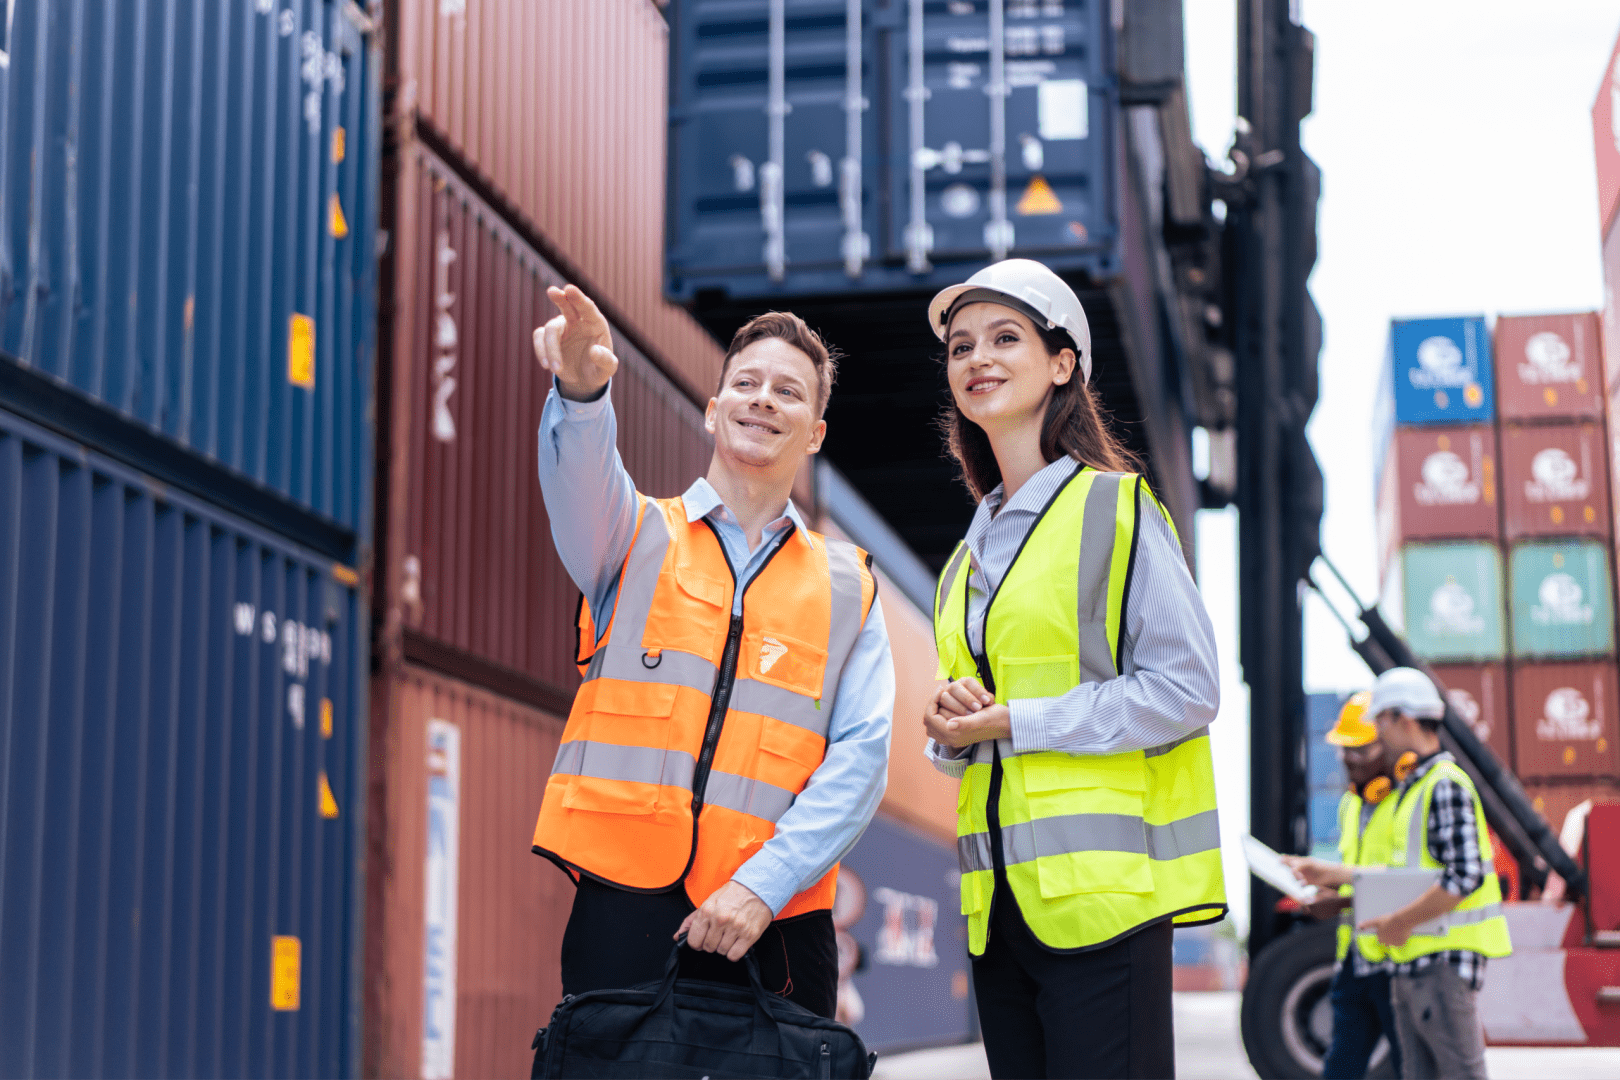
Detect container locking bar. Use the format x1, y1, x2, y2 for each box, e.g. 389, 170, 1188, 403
841, 0, 869, 278
762, 0, 789, 282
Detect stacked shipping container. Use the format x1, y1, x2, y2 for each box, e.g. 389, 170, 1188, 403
1373, 306, 1620, 836
0, 1, 380, 1074
371, 4, 971, 1074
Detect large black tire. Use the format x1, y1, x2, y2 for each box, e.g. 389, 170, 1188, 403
1239, 921, 1396, 1079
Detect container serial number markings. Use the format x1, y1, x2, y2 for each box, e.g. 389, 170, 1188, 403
289, 313, 316, 389
271, 936, 302, 1010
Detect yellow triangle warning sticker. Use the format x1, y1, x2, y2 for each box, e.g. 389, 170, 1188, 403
1016, 175, 1063, 216
329, 193, 349, 238
319, 772, 340, 819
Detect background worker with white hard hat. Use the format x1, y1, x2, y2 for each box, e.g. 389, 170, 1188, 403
1287, 692, 1407, 1079
1287, 668, 1512, 1080
921, 259, 1226, 1079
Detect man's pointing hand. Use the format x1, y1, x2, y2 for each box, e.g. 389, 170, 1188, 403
533, 284, 618, 401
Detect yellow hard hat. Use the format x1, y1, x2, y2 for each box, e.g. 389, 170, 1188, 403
1326, 691, 1376, 747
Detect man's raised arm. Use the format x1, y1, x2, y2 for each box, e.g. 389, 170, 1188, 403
533, 284, 640, 624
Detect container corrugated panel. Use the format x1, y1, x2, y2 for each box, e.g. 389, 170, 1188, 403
1380, 542, 1507, 662
1493, 313, 1604, 423
665, 0, 1118, 299
1511, 662, 1619, 780
1508, 540, 1616, 659
1372, 317, 1495, 448
393, 0, 726, 404
0, 407, 364, 1078
382, 145, 713, 704
0, 0, 379, 533
1524, 780, 1620, 837
1430, 663, 1512, 770
1374, 426, 1499, 577
1501, 422, 1611, 540
1593, 29, 1620, 241
363, 664, 570, 1080
1604, 224, 1620, 391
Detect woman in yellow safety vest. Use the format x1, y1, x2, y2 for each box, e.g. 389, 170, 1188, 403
922, 259, 1227, 1080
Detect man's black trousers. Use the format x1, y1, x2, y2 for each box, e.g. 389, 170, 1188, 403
559, 876, 838, 1019
970, 882, 1175, 1079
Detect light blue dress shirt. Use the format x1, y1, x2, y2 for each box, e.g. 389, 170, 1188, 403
536, 383, 894, 915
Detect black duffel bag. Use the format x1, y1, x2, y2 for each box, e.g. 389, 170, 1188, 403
530, 937, 876, 1079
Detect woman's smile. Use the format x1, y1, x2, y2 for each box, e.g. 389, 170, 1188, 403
965, 374, 1007, 395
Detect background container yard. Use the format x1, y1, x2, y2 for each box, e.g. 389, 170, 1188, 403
1493, 313, 1604, 424
0, 1, 380, 1075
1500, 422, 1610, 540
0, 0, 380, 543
0, 409, 366, 1078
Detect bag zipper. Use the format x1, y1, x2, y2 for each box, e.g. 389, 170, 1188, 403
819, 1041, 832, 1079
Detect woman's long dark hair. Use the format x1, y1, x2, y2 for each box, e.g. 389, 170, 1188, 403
942, 320, 1141, 501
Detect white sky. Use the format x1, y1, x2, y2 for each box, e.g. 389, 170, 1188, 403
1183, 0, 1620, 935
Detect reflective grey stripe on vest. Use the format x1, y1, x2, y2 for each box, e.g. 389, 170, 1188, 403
703, 770, 798, 824
957, 808, 1221, 874
552, 742, 798, 825
937, 544, 971, 622
552, 739, 696, 790
584, 643, 717, 696
594, 500, 674, 657
1445, 901, 1504, 926
1145, 726, 1210, 758
819, 539, 868, 712
1076, 472, 1126, 683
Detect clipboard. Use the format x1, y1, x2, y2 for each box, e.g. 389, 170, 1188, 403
1241, 834, 1319, 904
1352, 868, 1449, 936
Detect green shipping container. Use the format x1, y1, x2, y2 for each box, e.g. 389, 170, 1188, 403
1382, 543, 1507, 661
1509, 541, 1616, 658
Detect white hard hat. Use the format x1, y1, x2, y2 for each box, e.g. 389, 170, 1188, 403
1366, 667, 1446, 722
927, 259, 1093, 382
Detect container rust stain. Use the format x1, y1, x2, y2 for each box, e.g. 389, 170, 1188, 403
392, 0, 724, 404
364, 665, 573, 1080
378, 146, 714, 705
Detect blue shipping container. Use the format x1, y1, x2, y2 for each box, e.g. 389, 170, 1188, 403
1372, 317, 1496, 450
0, 0, 379, 535
666, 0, 1117, 299
0, 407, 364, 1078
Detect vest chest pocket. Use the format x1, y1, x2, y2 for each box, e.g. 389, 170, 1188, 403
994, 656, 1080, 701
1020, 753, 1154, 898
741, 627, 827, 699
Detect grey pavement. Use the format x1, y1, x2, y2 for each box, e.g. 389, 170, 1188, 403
872, 992, 1620, 1080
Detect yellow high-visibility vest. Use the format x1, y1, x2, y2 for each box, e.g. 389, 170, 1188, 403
1384, 757, 1512, 963
1335, 790, 1398, 963
934, 468, 1226, 955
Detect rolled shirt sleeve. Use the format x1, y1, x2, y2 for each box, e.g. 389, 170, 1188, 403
1426, 777, 1486, 898
732, 599, 895, 915
1004, 491, 1220, 756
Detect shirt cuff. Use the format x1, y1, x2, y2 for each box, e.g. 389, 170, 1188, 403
925, 739, 970, 779
1008, 699, 1049, 754
731, 846, 798, 917
552, 378, 612, 413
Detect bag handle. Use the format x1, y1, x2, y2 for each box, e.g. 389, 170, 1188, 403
650, 934, 783, 1059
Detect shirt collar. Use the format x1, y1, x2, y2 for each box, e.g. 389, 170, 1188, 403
680, 477, 813, 546
966, 456, 1081, 550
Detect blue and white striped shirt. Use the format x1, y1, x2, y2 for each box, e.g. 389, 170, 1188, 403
926, 455, 1219, 774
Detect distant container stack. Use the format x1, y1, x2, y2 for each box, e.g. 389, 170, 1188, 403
1372, 305, 1620, 840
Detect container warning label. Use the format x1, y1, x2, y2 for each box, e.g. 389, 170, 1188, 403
329, 193, 349, 238
289, 314, 316, 390
321, 697, 334, 739
1016, 176, 1063, 216
319, 771, 340, 818
271, 936, 302, 1010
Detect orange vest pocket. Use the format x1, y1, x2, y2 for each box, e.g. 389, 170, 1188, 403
741, 627, 827, 698
561, 774, 660, 817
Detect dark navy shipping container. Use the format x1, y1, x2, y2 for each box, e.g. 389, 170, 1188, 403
0, 0, 379, 537
666, 0, 1118, 299
0, 408, 365, 1078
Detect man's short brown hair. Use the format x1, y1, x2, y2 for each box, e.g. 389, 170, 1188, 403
718, 312, 840, 416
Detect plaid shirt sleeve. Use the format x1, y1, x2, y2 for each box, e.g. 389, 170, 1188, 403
1426, 776, 1484, 898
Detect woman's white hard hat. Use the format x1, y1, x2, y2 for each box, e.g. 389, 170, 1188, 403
1366, 667, 1446, 721
927, 259, 1093, 382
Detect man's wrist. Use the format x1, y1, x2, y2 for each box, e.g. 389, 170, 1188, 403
555, 376, 611, 403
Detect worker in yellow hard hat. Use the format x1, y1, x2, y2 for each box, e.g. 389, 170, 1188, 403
1287, 691, 1406, 1079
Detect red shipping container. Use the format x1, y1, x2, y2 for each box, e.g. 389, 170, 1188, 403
1499, 422, 1611, 540
1604, 224, 1620, 390
1375, 426, 1499, 575
1511, 662, 1620, 780
1493, 313, 1604, 422
1593, 30, 1620, 245
1430, 663, 1512, 768
378, 145, 716, 707
1523, 780, 1620, 841
393, 0, 725, 405
364, 664, 572, 1080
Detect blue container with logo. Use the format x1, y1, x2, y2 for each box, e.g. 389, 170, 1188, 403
1372, 318, 1497, 469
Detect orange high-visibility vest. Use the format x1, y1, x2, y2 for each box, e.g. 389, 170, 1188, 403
532, 494, 876, 917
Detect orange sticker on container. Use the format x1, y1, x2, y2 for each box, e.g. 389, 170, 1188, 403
321, 698, 334, 739
271, 936, 301, 1010
319, 772, 340, 819
1016, 175, 1063, 215
332, 126, 346, 163
288, 314, 315, 390
328, 193, 349, 239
